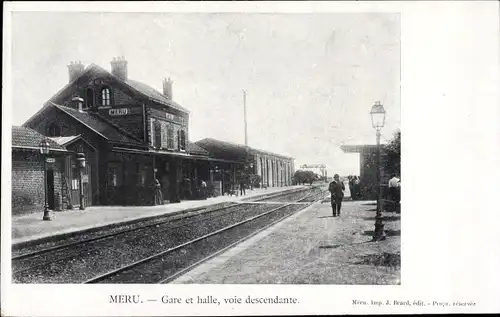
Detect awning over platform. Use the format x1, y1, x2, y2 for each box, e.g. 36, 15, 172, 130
111, 146, 244, 165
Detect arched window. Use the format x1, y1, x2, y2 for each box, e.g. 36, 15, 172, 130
47, 123, 61, 137
85, 88, 95, 109
100, 87, 111, 107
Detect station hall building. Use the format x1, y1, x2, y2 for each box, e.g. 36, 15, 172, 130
17, 57, 295, 211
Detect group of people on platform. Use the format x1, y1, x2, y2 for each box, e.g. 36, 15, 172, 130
154, 178, 209, 205
153, 176, 254, 205
326, 173, 401, 216
347, 175, 362, 200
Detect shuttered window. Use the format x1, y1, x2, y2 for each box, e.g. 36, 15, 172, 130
179, 130, 186, 151
167, 125, 174, 149
154, 121, 162, 148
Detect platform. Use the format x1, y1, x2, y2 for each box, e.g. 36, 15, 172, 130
171, 200, 401, 285
11, 186, 304, 246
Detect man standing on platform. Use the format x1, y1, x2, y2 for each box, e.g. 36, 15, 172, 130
388, 173, 401, 212
328, 174, 345, 217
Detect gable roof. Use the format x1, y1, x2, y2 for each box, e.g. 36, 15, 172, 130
125, 79, 189, 114
56, 63, 189, 114
186, 141, 209, 156
49, 135, 81, 146
195, 138, 294, 161
12, 126, 68, 152
51, 103, 144, 146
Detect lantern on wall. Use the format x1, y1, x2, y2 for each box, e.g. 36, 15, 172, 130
39, 138, 50, 155
76, 152, 86, 168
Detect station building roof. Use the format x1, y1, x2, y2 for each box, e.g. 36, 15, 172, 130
12, 126, 68, 152
51, 103, 145, 146
195, 138, 294, 162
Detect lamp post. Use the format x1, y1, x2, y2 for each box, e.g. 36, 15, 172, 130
370, 101, 386, 241
76, 152, 86, 210
39, 139, 51, 221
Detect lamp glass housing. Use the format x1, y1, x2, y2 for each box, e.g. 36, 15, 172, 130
76, 153, 86, 168
39, 139, 50, 155
370, 101, 386, 130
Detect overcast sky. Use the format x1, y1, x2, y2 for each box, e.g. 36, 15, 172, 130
10, 12, 400, 176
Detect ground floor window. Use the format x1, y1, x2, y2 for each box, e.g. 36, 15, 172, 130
137, 163, 146, 186
107, 163, 123, 187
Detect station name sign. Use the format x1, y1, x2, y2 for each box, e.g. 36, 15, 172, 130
109, 108, 130, 116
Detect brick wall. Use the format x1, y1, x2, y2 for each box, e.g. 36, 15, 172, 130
107, 114, 144, 141
112, 87, 134, 105
12, 151, 65, 215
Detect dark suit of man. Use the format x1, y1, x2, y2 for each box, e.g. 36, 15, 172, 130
328, 179, 345, 217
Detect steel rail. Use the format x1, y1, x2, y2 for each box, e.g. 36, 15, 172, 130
83, 194, 318, 284
12, 203, 236, 261
158, 196, 324, 284
12, 203, 255, 275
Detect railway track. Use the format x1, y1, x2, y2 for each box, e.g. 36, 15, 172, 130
85, 193, 321, 284
12, 201, 236, 258
12, 202, 283, 283
13, 187, 322, 284
13, 187, 306, 258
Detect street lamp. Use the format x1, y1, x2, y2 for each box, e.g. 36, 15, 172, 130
39, 138, 51, 221
76, 152, 86, 210
370, 101, 386, 241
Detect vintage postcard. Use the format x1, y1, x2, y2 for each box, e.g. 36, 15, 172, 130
2, 1, 499, 316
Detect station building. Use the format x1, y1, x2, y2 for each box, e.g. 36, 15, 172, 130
195, 138, 295, 190
16, 57, 295, 211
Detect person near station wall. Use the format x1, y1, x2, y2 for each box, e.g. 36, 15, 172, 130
154, 178, 164, 205
200, 180, 207, 200
239, 179, 246, 196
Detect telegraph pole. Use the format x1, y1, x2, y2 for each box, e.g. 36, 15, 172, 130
243, 89, 248, 146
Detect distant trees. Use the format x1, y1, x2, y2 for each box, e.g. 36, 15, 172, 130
293, 170, 316, 185
384, 130, 401, 176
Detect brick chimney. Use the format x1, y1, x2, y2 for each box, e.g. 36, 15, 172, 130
110, 56, 128, 80
72, 96, 85, 113
163, 77, 173, 100
67, 61, 85, 83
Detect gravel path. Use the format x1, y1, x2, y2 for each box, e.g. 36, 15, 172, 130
91, 204, 307, 284
176, 201, 401, 285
